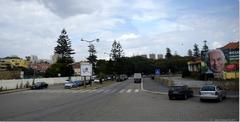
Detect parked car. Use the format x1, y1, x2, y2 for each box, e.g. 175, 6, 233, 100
64, 80, 78, 89
120, 74, 128, 81
134, 73, 142, 83
199, 85, 226, 102
168, 85, 193, 100
31, 81, 48, 90
73, 80, 83, 87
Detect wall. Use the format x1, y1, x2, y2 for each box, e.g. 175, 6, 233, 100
155, 76, 239, 91
0, 76, 90, 90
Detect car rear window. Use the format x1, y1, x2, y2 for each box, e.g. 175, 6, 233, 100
170, 86, 184, 91
201, 86, 215, 91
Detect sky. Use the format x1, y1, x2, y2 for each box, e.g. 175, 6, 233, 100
0, 0, 239, 61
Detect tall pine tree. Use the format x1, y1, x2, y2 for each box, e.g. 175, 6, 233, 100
87, 44, 97, 74
165, 48, 172, 59
54, 28, 75, 64
46, 29, 75, 77
193, 43, 200, 57
110, 40, 124, 61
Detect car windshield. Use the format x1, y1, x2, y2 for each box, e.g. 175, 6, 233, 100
201, 86, 215, 91
170, 86, 184, 91
35, 82, 42, 85
66, 81, 73, 84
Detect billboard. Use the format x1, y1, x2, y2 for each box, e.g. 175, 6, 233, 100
155, 69, 160, 76
203, 49, 239, 79
80, 63, 92, 76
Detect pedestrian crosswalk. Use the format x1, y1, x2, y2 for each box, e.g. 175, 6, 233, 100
17, 88, 141, 95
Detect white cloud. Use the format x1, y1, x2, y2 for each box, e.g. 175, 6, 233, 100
117, 33, 140, 41
212, 41, 224, 49
0, 0, 237, 61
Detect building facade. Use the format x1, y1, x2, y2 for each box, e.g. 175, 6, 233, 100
149, 54, 156, 60
220, 42, 239, 63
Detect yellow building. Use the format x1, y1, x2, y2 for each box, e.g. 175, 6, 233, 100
3, 59, 29, 68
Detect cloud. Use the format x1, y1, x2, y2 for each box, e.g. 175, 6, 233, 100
117, 33, 140, 41
212, 41, 224, 49
39, 0, 102, 18
0, 0, 237, 61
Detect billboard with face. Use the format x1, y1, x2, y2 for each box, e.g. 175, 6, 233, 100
205, 49, 226, 73
204, 49, 239, 79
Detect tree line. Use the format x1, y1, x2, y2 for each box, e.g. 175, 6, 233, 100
43, 29, 209, 78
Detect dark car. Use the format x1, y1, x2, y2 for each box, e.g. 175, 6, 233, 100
168, 85, 193, 100
73, 80, 83, 87
31, 82, 48, 90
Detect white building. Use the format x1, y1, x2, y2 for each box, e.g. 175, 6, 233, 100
149, 54, 156, 60
52, 53, 62, 64
157, 54, 163, 59
30, 55, 38, 63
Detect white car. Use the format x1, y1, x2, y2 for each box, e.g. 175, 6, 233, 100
93, 79, 100, 83
199, 85, 226, 102
64, 80, 77, 89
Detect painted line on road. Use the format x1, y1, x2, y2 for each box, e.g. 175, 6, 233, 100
134, 89, 139, 93
96, 89, 104, 93
103, 89, 111, 93
119, 89, 125, 93
126, 89, 132, 93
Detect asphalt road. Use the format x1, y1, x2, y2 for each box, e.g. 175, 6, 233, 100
0, 78, 238, 121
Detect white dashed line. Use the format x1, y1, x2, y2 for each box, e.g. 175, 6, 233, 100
134, 89, 139, 93
126, 89, 132, 93
119, 89, 125, 93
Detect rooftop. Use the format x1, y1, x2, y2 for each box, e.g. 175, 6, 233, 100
222, 41, 239, 49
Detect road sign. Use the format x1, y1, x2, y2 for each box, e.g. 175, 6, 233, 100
80, 63, 92, 76
155, 69, 160, 75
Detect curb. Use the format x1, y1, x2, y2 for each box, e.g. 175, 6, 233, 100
0, 88, 30, 95
141, 80, 239, 98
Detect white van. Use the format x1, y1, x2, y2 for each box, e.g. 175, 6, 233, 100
134, 73, 142, 83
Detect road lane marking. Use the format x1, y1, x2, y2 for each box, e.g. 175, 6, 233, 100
104, 89, 112, 93
126, 89, 132, 93
96, 89, 104, 93
134, 89, 139, 93
119, 89, 125, 93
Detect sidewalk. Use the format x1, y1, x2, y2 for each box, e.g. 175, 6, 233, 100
142, 77, 239, 98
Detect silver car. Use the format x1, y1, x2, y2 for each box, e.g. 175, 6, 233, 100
199, 85, 226, 102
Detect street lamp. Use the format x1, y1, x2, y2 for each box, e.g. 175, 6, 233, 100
81, 38, 99, 45
81, 38, 99, 87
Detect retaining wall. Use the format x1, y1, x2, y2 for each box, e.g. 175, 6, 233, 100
0, 76, 90, 90
155, 76, 239, 91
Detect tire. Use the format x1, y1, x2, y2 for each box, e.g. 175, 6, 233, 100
218, 96, 223, 102
200, 99, 204, 102
184, 94, 188, 100
169, 96, 173, 100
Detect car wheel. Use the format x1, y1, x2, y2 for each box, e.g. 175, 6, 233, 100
184, 94, 188, 100
169, 96, 173, 100
200, 99, 204, 102
218, 96, 223, 102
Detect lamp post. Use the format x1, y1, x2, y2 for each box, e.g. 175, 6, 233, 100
81, 38, 99, 46
81, 38, 99, 87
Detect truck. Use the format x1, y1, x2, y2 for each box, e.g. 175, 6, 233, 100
134, 73, 142, 83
